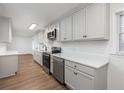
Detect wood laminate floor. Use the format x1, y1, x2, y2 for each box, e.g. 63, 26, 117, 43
0, 54, 67, 90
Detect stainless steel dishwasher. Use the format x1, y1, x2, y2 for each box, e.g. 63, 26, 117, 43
53, 56, 65, 84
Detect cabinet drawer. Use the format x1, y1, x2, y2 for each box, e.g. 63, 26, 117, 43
65, 60, 77, 68
65, 60, 95, 76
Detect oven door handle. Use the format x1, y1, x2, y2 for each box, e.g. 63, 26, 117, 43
43, 54, 50, 57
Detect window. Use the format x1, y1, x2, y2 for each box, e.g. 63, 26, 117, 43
119, 15, 124, 51
117, 12, 124, 54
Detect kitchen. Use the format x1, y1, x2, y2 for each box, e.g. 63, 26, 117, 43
0, 2, 124, 91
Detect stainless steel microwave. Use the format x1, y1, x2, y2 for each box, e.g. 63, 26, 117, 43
47, 29, 56, 40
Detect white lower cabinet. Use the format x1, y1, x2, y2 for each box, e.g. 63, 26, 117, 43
76, 70, 94, 90
50, 55, 53, 73
65, 60, 107, 90
33, 50, 43, 66
0, 55, 18, 78
65, 66, 94, 90
65, 66, 77, 89
40, 52, 43, 66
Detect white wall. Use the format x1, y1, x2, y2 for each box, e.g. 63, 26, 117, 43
61, 41, 110, 56
0, 43, 7, 52
32, 31, 44, 51
7, 36, 32, 54
108, 55, 124, 89
107, 3, 124, 90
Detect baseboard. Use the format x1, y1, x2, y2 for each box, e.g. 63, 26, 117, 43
18, 53, 32, 56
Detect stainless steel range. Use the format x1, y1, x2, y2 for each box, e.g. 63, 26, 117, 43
42, 47, 61, 74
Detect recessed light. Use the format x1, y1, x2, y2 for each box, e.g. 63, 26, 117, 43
29, 24, 37, 30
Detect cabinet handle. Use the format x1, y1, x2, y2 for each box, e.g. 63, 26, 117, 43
83, 35, 87, 38
74, 72, 77, 75
74, 65, 77, 68
84, 35, 87, 38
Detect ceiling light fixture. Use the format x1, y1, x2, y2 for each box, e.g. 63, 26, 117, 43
29, 24, 37, 30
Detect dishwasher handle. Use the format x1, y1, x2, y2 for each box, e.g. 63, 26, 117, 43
53, 57, 64, 62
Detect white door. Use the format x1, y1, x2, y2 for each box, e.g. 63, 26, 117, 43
76, 70, 94, 90
86, 3, 107, 39
65, 66, 77, 89
66, 16, 72, 41
73, 9, 85, 40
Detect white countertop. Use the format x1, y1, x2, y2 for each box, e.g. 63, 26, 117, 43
52, 53, 109, 69
0, 50, 18, 56
33, 49, 52, 54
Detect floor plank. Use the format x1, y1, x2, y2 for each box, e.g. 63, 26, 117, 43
0, 54, 67, 90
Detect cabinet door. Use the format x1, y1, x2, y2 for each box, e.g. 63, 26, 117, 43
60, 19, 66, 41
40, 53, 43, 66
56, 23, 60, 41
86, 4, 109, 39
73, 9, 85, 40
0, 55, 18, 78
35, 52, 39, 63
50, 56, 53, 73
0, 16, 11, 43
37, 52, 41, 64
65, 66, 77, 89
65, 16, 72, 41
76, 70, 94, 90
33, 51, 36, 61
60, 16, 72, 41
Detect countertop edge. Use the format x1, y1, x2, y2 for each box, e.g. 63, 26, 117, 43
51, 54, 109, 69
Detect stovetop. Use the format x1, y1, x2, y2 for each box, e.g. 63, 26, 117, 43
43, 47, 61, 54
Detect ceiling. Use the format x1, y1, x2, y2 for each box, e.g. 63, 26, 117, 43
0, 3, 87, 37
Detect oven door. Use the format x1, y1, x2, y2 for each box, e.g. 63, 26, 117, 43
43, 53, 50, 74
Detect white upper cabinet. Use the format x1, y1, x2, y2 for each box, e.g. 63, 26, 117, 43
66, 16, 72, 41
56, 23, 60, 41
60, 16, 72, 41
0, 16, 12, 43
51, 3, 110, 42
60, 19, 66, 41
73, 8, 85, 40
85, 3, 109, 40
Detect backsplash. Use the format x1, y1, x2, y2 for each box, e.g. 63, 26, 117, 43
61, 40, 110, 56
0, 43, 7, 52
43, 38, 110, 57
